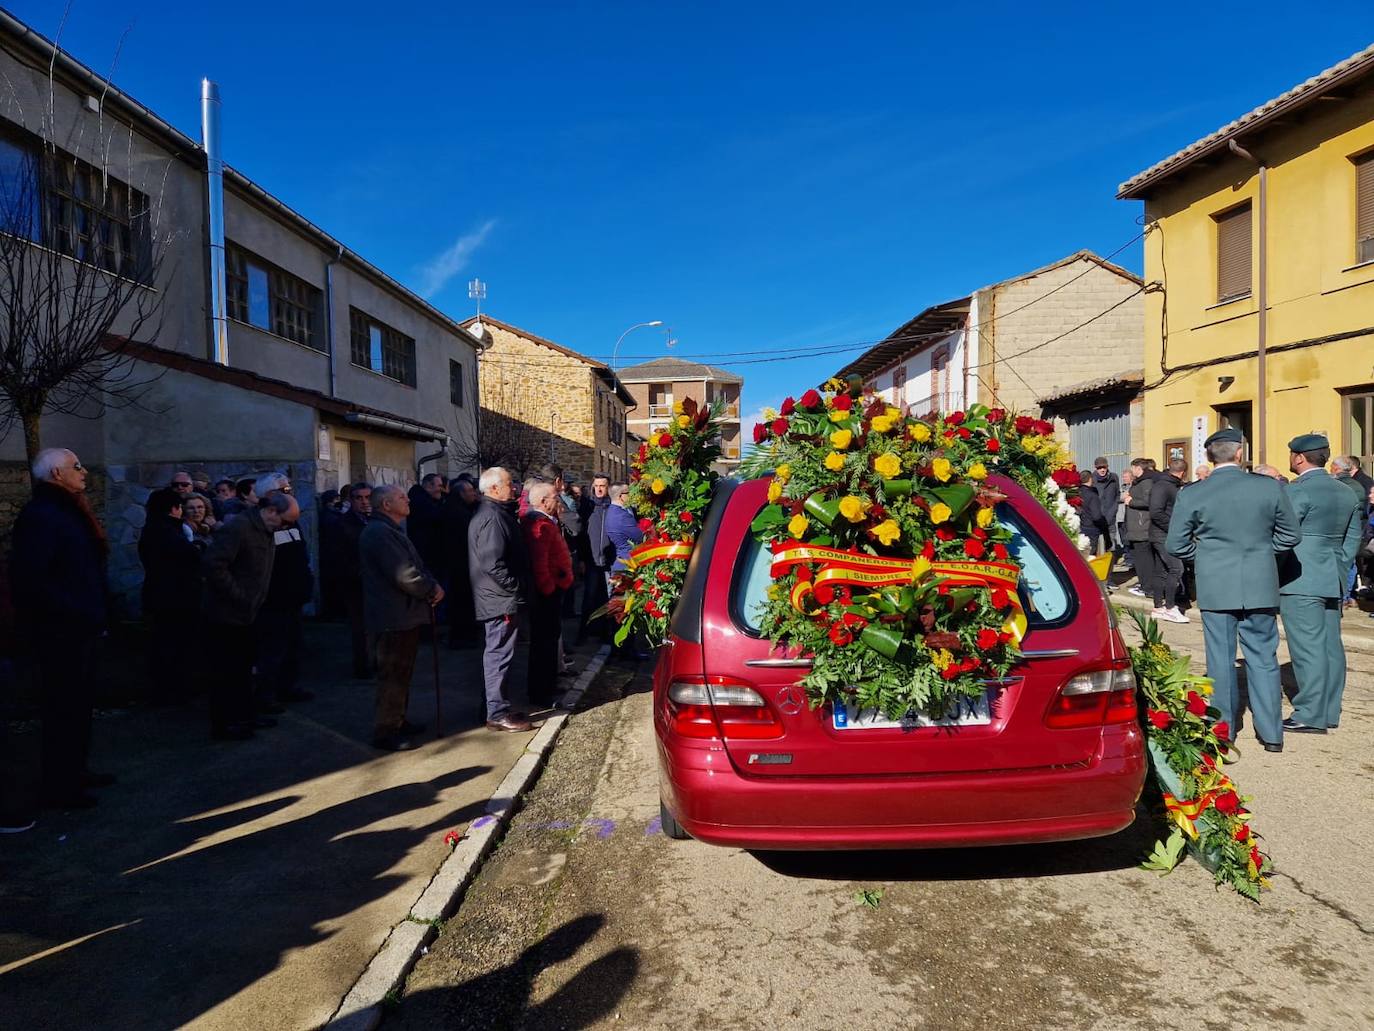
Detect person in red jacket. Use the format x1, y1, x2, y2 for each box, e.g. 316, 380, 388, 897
522, 481, 574, 709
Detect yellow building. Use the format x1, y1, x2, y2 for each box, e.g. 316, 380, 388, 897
1118, 43, 1374, 472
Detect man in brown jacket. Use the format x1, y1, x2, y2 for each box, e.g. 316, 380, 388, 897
203, 492, 290, 740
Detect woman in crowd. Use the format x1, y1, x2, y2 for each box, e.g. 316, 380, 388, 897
182, 494, 216, 549
138, 488, 204, 702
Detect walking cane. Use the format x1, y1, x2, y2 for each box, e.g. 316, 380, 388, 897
429, 604, 444, 737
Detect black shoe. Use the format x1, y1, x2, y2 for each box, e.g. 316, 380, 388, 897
41, 792, 98, 810
1258, 739, 1283, 753
1281, 717, 1326, 734
399, 720, 427, 735
83, 771, 116, 788
372, 736, 417, 752
212, 724, 255, 741
281, 689, 315, 703
252, 716, 278, 729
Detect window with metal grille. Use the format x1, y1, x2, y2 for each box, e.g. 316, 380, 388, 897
1215, 202, 1252, 302
449, 359, 464, 406
1357, 152, 1374, 264
349, 307, 416, 386
224, 242, 322, 349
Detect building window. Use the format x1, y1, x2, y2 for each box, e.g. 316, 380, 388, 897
893, 365, 907, 404
931, 347, 950, 412
349, 307, 416, 386
648, 383, 673, 420
1347, 391, 1373, 476
1215, 202, 1252, 303
1356, 152, 1374, 265
225, 243, 323, 350
449, 359, 464, 406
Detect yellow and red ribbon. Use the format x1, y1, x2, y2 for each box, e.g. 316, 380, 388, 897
627, 540, 694, 571
1161, 774, 1235, 840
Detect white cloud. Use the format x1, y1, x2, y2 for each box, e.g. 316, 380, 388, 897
415, 219, 497, 299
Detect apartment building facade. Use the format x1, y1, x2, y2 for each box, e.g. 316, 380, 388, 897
0, 12, 480, 612
1118, 43, 1374, 472
617, 357, 743, 473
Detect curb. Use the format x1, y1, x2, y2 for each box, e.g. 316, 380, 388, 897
1111, 589, 1374, 654
325, 645, 611, 1030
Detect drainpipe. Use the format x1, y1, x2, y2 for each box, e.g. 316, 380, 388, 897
324, 243, 344, 396
416, 439, 450, 481
1229, 139, 1267, 464
201, 79, 228, 365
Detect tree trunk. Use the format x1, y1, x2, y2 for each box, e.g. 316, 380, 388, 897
21, 403, 41, 476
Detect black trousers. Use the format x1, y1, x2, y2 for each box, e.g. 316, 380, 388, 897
1150, 542, 1185, 608
374, 626, 421, 738
255, 608, 303, 700
527, 589, 563, 707
578, 567, 609, 642
145, 611, 199, 703
39, 633, 99, 800
1130, 542, 1156, 600
345, 591, 373, 676
1083, 518, 1111, 556
209, 622, 255, 731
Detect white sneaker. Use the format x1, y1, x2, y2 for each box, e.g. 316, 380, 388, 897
1161, 606, 1191, 624
1128, 586, 1147, 597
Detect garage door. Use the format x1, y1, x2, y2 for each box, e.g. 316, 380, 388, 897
1066, 403, 1131, 477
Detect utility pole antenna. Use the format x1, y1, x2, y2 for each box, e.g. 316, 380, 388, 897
664, 327, 678, 350
468, 277, 487, 318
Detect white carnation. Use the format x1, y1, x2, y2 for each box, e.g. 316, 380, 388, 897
1077, 533, 1091, 550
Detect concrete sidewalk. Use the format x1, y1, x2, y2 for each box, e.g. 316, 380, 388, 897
0, 619, 598, 1030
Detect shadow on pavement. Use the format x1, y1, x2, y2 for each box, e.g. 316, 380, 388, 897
390, 914, 639, 1031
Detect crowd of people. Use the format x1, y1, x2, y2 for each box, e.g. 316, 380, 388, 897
7, 447, 645, 815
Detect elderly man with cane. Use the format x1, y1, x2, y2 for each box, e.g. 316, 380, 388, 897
360, 484, 444, 751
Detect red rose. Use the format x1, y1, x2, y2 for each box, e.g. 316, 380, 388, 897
1214, 790, 1240, 814
633, 578, 645, 590
946, 411, 965, 426
679, 511, 694, 524
990, 589, 1011, 610
971, 527, 987, 541
638, 517, 653, 531
1201, 752, 1216, 769
831, 393, 853, 411
985, 439, 1001, 454
988, 408, 1006, 422
828, 623, 853, 647
1032, 419, 1054, 435
955, 427, 969, 439
1212, 721, 1230, 742
1185, 691, 1207, 717
656, 568, 672, 582
920, 540, 935, 560
1013, 416, 1034, 434
637, 444, 649, 461
753, 422, 767, 444
1147, 709, 1172, 730
1068, 496, 1083, 508
771, 418, 790, 436
937, 584, 950, 595
976, 628, 999, 649
940, 666, 960, 681
813, 583, 836, 606
1234, 824, 1250, 843
800, 389, 821, 409
659, 432, 675, 448
795, 565, 812, 583
963, 538, 986, 559
992, 543, 1009, 559
841, 612, 868, 630
936, 527, 956, 541
780, 396, 796, 416
943, 429, 955, 439
1250, 846, 1263, 870
998, 631, 1013, 644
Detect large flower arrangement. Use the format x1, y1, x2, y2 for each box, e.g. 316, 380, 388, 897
605, 397, 723, 647
1127, 609, 1272, 900
983, 410, 1087, 548
743, 382, 1026, 718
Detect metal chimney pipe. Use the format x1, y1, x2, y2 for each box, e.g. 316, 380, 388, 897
201, 79, 229, 365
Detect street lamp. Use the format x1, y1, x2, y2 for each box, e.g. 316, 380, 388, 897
611, 320, 663, 469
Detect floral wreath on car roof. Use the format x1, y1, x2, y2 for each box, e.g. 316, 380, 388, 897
602, 397, 725, 648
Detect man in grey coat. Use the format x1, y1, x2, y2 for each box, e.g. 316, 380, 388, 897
360, 484, 444, 751
1166, 428, 1300, 751
1278, 434, 1364, 734
469, 467, 532, 732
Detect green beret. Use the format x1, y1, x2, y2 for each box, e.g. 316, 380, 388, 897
1204, 427, 1243, 447
1287, 433, 1328, 453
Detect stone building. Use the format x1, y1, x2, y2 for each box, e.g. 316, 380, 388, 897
462, 316, 634, 483
617, 358, 744, 474
833, 251, 1145, 475
0, 12, 481, 616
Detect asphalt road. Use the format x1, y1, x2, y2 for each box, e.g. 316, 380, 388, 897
395, 615, 1374, 1031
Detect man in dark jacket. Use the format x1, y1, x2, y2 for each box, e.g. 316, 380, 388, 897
469, 467, 532, 732
577, 473, 612, 643
444, 475, 480, 649
1123, 459, 1156, 600
1083, 458, 1119, 556
203, 494, 290, 740
138, 487, 203, 704
361, 484, 443, 750
338, 482, 373, 677
254, 484, 314, 709
406, 475, 448, 584
1148, 458, 1188, 622
1078, 470, 1104, 551
12, 448, 110, 809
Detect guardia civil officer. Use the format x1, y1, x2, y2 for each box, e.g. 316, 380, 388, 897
1165, 428, 1299, 751
1278, 433, 1364, 733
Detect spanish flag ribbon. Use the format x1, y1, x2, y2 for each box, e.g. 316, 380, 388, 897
628, 540, 694, 570
1161, 775, 1235, 840
770, 541, 1028, 642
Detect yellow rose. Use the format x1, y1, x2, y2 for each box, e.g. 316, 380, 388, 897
825, 377, 845, 392
829, 410, 851, 424
873, 519, 901, 546
910, 423, 932, 443
873, 453, 902, 479
830, 428, 853, 450
838, 495, 867, 522
824, 451, 846, 472
767, 479, 783, 503
931, 457, 952, 482
976, 506, 994, 528
673, 400, 684, 414
762, 407, 778, 420
678, 415, 691, 428
909, 556, 932, 583
651, 477, 666, 494
1021, 434, 1041, 453
788, 513, 810, 538
929, 502, 952, 525
870, 414, 895, 434
967, 462, 988, 481
886, 407, 900, 419
776, 463, 791, 481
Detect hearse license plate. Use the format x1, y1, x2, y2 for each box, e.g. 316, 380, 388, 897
832, 691, 992, 730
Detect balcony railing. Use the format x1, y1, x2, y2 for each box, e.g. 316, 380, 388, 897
648, 403, 674, 419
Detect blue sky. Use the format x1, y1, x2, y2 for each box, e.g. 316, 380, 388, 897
17, 1, 1373, 427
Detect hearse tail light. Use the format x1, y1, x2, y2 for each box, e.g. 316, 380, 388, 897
1044, 660, 1138, 730
666, 677, 783, 740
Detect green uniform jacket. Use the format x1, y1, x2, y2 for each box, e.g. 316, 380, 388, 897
1165, 465, 1299, 611
1277, 469, 1365, 598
